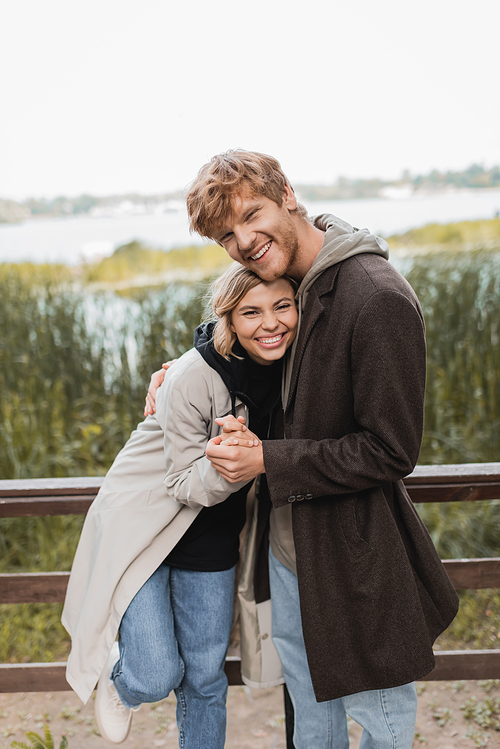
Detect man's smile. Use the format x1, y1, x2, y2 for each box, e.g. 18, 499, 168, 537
249, 240, 272, 261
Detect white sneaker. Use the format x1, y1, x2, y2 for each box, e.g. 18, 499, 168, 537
95, 642, 136, 744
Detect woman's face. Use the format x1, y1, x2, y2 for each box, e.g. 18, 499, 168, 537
230, 278, 298, 366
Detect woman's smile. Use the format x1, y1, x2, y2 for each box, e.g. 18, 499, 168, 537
255, 332, 285, 346
230, 278, 298, 366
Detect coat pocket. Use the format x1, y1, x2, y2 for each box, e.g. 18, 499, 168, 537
335, 496, 372, 558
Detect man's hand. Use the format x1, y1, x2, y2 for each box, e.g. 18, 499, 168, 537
206, 439, 265, 483
144, 361, 177, 416
215, 415, 260, 447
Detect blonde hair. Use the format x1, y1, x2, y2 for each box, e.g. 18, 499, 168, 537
209, 263, 263, 359
187, 149, 308, 241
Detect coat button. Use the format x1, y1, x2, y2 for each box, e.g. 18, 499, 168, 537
296, 494, 305, 501
261, 633, 269, 640
287, 495, 296, 503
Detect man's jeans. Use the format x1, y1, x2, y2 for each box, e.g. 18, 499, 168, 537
111, 563, 235, 749
268, 548, 418, 749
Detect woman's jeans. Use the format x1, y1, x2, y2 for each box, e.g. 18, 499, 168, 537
268, 548, 418, 749
111, 563, 235, 749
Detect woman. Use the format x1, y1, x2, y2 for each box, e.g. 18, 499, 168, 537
62, 263, 297, 748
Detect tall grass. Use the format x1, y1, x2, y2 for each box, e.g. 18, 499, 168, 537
407, 248, 500, 466
0, 263, 205, 480
388, 216, 500, 250
0, 263, 206, 662
82, 239, 230, 284
404, 248, 500, 562
405, 247, 500, 651
1, 241, 500, 661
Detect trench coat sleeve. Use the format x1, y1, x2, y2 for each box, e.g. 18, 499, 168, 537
263, 289, 426, 505
156, 357, 249, 509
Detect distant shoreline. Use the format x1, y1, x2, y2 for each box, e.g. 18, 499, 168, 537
2, 192, 500, 267
1, 163, 499, 225
2, 186, 500, 226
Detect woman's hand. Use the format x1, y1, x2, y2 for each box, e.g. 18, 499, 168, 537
215, 415, 260, 448
144, 361, 177, 416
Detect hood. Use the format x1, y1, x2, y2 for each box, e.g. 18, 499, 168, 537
297, 213, 389, 306
193, 322, 282, 422
282, 214, 389, 408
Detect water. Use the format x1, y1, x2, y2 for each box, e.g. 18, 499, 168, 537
1, 189, 499, 265
302, 190, 500, 237
0, 210, 198, 265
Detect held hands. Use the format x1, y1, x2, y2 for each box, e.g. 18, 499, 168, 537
207, 416, 265, 483
144, 361, 177, 416
214, 415, 260, 447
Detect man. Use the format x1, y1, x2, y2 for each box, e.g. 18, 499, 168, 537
150, 150, 459, 749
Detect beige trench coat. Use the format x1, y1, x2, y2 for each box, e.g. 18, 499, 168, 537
62, 348, 282, 704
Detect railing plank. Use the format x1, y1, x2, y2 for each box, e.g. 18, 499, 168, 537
2, 559, 498, 605
0, 496, 94, 518
443, 558, 500, 590
0, 572, 70, 604
2, 651, 499, 693
0, 663, 70, 693
0, 660, 244, 693
427, 650, 500, 681
0, 477, 103, 497
1, 464, 499, 517
4, 486, 498, 516
407, 483, 500, 504
1, 466, 499, 691
405, 463, 500, 503
408, 463, 500, 482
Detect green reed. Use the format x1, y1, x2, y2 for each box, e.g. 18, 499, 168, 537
405, 247, 500, 650
1, 244, 500, 661
407, 247, 500, 466
0, 264, 205, 481
404, 248, 500, 563
0, 264, 207, 662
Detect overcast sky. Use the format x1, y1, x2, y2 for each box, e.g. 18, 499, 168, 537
1, 0, 499, 200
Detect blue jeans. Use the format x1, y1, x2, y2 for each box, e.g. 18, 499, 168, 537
268, 548, 417, 749
111, 563, 235, 749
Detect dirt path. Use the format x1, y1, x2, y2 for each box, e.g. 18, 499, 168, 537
1, 681, 499, 748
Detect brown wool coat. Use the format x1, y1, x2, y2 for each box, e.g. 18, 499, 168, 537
262, 253, 459, 702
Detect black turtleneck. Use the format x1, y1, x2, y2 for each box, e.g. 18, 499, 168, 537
164, 323, 282, 572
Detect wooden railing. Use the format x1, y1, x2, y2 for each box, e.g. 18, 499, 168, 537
1, 463, 500, 693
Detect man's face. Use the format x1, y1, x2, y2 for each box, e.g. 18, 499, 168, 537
213, 186, 301, 281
